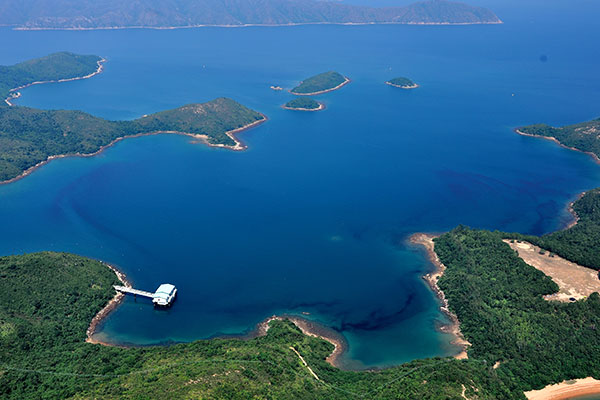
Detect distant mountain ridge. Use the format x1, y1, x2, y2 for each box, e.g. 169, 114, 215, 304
0, 0, 502, 29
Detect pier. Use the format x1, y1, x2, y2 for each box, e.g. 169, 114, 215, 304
114, 285, 154, 298
114, 283, 177, 307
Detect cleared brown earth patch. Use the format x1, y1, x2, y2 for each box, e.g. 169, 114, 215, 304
505, 240, 600, 302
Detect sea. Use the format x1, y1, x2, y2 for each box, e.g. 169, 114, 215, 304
0, 0, 599, 370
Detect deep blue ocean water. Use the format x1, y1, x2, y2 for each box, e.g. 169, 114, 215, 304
1, 0, 599, 369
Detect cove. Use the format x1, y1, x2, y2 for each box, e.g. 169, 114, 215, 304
1, 3, 600, 368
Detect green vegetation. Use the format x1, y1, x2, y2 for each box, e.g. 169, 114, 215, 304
505, 188, 600, 271
518, 118, 600, 160
0, 53, 266, 182
0, 0, 502, 29
0, 98, 265, 181
10, 192, 600, 398
291, 71, 347, 95
436, 225, 600, 394
283, 97, 322, 110
4, 180, 600, 399
0, 252, 515, 399
0, 52, 101, 104
387, 77, 417, 88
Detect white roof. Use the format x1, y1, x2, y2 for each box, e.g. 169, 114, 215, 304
153, 284, 176, 300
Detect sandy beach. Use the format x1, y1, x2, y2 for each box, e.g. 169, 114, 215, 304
409, 233, 471, 359
0, 115, 267, 186
525, 377, 600, 400
291, 77, 351, 96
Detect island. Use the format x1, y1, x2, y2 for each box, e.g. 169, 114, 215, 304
282, 97, 324, 111
0, 53, 267, 183
517, 118, 600, 162
386, 77, 419, 89
0, 51, 104, 105
0, 0, 503, 29
270, 85, 283, 91
290, 71, 349, 96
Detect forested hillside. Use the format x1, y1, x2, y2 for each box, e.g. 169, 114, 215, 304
0, 52, 101, 104
436, 226, 600, 393
0, 0, 502, 29
518, 118, 600, 160
0, 253, 514, 399
0, 98, 265, 182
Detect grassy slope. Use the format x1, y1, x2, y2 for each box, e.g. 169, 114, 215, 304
518, 118, 600, 160
0, 98, 265, 181
291, 71, 346, 94
0, 253, 513, 400
0, 52, 100, 103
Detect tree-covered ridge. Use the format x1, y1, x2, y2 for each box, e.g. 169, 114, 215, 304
0, 0, 502, 29
387, 77, 417, 88
283, 97, 322, 110
518, 118, 600, 160
0, 52, 101, 104
435, 226, 600, 393
291, 71, 348, 95
0, 252, 516, 399
506, 189, 600, 271
0, 98, 265, 182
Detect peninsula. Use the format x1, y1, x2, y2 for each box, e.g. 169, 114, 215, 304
0, 52, 103, 105
0, 99, 266, 183
517, 118, 600, 162
0, 0, 503, 29
386, 77, 419, 89
290, 71, 349, 96
283, 97, 324, 111
0, 53, 266, 183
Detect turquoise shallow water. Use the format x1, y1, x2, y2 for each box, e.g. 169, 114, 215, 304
1, 1, 599, 369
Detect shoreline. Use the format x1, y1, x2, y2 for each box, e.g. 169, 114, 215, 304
85, 264, 348, 367
514, 129, 600, 165
11, 20, 503, 32
250, 315, 347, 368
563, 191, 584, 230
4, 57, 106, 106
86, 262, 132, 345
84, 255, 346, 364
514, 128, 596, 232
291, 77, 350, 96
0, 115, 267, 186
409, 233, 471, 360
385, 81, 419, 89
525, 377, 600, 400
282, 102, 325, 112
